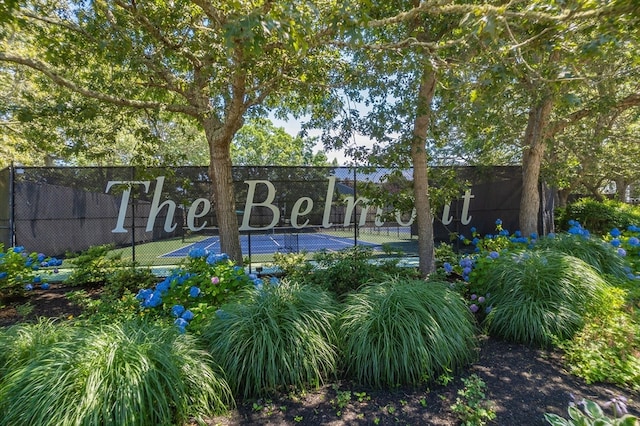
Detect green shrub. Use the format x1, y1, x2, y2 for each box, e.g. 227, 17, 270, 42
0, 245, 61, 300
557, 199, 640, 236
0, 320, 233, 426
135, 252, 254, 333
533, 234, 628, 279
472, 249, 613, 347
65, 244, 120, 286
282, 246, 418, 298
559, 309, 640, 391
338, 278, 477, 388
202, 280, 339, 398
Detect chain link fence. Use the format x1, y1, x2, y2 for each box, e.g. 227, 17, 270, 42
0, 165, 544, 269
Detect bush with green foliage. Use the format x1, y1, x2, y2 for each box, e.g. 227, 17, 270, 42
471, 249, 613, 347
135, 251, 256, 333
338, 278, 477, 388
0, 244, 62, 300
202, 280, 339, 398
559, 309, 640, 391
450, 374, 496, 426
65, 244, 121, 286
0, 320, 233, 426
276, 245, 419, 298
545, 397, 638, 426
556, 198, 640, 237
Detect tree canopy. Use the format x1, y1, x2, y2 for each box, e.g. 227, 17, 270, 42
1, 0, 639, 274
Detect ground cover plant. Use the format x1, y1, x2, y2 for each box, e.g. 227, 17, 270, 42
1, 201, 640, 425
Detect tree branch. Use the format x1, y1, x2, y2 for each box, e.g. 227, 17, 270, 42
0, 52, 200, 116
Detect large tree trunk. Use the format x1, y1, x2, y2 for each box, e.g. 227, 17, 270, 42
203, 116, 244, 264
520, 94, 554, 237
412, 66, 437, 278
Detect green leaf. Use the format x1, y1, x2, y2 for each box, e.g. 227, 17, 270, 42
583, 399, 605, 419
544, 413, 571, 426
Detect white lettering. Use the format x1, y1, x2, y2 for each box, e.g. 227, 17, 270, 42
441, 203, 454, 225
291, 197, 313, 228
460, 190, 474, 225
240, 180, 280, 230
322, 176, 337, 228
395, 208, 416, 227
343, 196, 370, 227
105, 180, 151, 233
187, 198, 211, 231
147, 176, 177, 232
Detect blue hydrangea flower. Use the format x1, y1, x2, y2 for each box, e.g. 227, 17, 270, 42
628, 237, 640, 247
33, 276, 41, 283
189, 286, 201, 297
254, 278, 264, 290
470, 227, 477, 234
181, 310, 195, 321
514, 230, 522, 237
188, 247, 207, 258
40, 283, 49, 290
611, 239, 621, 247
143, 290, 163, 308
171, 304, 186, 317
156, 279, 171, 294
443, 262, 453, 274
530, 233, 538, 240
469, 304, 479, 313
547, 233, 556, 239
12, 246, 24, 253
136, 288, 152, 301
25, 284, 34, 291
489, 251, 499, 259
472, 237, 480, 246
0, 272, 7, 280
174, 318, 188, 333
495, 219, 502, 225
610, 228, 622, 238
617, 248, 627, 257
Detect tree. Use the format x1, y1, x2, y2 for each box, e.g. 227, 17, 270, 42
1, 0, 341, 263
231, 118, 327, 166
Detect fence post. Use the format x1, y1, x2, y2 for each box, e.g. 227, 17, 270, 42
131, 166, 136, 263
9, 161, 15, 247
353, 167, 357, 247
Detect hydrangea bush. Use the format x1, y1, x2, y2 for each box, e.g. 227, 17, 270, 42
136, 248, 263, 333
0, 244, 63, 299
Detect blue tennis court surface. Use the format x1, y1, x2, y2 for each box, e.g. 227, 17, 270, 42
161, 232, 379, 258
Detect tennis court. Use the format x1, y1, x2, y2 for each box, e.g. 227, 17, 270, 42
161, 229, 380, 258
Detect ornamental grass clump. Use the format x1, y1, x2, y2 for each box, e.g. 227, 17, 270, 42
534, 232, 629, 279
202, 280, 340, 398
338, 278, 477, 388
0, 320, 233, 426
0, 318, 75, 378
472, 249, 612, 347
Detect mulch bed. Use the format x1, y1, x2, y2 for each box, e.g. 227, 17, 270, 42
1, 286, 638, 425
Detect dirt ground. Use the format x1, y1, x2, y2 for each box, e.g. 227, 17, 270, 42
1, 285, 638, 426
